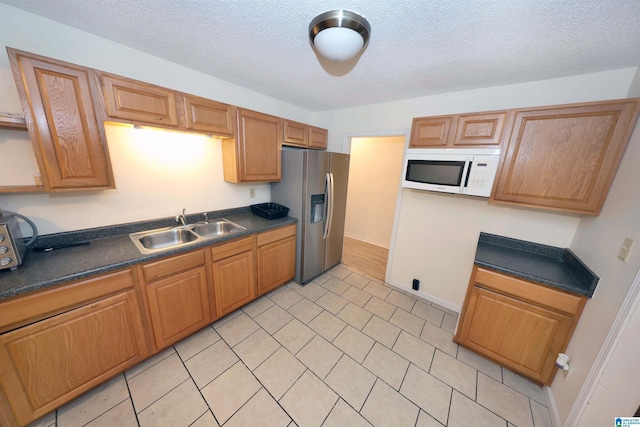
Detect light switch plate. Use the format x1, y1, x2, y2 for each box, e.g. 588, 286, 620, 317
618, 237, 634, 262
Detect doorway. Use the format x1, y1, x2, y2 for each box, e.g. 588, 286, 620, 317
342, 135, 406, 280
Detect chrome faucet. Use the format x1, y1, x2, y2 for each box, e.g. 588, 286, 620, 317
203, 212, 209, 223
176, 208, 187, 226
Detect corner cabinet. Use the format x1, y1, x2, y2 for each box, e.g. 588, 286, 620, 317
257, 225, 296, 295
454, 266, 587, 385
410, 111, 508, 148
6, 48, 115, 191
139, 249, 213, 351
222, 108, 282, 183
491, 99, 640, 215
0, 269, 148, 427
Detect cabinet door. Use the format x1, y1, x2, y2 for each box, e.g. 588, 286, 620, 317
409, 116, 452, 147
257, 236, 296, 295
308, 126, 328, 150
282, 119, 308, 147
224, 108, 282, 183
453, 112, 507, 147
456, 286, 573, 385
212, 250, 256, 317
0, 291, 147, 426
145, 267, 212, 349
101, 74, 179, 127
181, 94, 234, 136
492, 99, 640, 214
7, 48, 114, 191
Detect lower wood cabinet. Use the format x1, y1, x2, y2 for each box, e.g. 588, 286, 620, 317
256, 225, 296, 295
210, 236, 256, 317
454, 266, 587, 385
140, 249, 212, 350
0, 289, 148, 426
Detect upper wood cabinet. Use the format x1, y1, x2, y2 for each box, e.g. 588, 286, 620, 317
179, 94, 234, 136
491, 98, 640, 215
455, 266, 586, 385
282, 119, 328, 150
409, 111, 508, 148
6, 48, 115, 191
222, 108, 282, 183
100, 73, 179, 127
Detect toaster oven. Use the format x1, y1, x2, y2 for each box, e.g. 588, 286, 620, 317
0, 211, 37, 270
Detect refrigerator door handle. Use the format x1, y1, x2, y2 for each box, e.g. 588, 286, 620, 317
324, 172, 335, 240
323, 173, 330, 239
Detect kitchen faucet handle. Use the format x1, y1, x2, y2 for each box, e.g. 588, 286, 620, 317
203, 212, 209, 223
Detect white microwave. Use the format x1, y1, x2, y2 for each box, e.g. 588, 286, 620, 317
401, 148, 501, 197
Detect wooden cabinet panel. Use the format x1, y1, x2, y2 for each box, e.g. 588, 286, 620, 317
212, 248, 256, 317
145, 267, 211, 348
492, 99, 640, 214
0, 269, 134, 334
0, 290, 147, 425
308, 126, 328, 149
140, 249, 205, 282
453, 112, 507, 146
7, 48, 114, 191
458, 286, 573, 384
256, 224, 296, 247
409, 116, 452, 147
257, 236, 295, 295
210, 236, 253, 262
101, 74, 178, 127
282, 119, 308, 147
180, 94, 234, 136
223, 108, 282, 183
455, 266, 587, 385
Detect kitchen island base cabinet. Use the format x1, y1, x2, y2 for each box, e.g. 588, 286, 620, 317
211, 237, 256, 317
257, 225, 296, 295
0, 290, 148, 426
454, 266, 587, 385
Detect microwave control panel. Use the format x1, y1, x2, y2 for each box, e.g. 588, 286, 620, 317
465, 155, 500, 196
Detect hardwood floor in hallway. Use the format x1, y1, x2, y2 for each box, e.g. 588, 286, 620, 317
341, 236, 389, 281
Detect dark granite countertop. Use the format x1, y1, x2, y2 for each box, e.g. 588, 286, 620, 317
474, 232, 599, 298
0, 207, 296, 300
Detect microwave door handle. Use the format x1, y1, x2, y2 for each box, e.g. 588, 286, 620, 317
464, 161, 473, 189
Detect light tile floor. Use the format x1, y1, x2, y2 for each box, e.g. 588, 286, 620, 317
29, 265, 553, 427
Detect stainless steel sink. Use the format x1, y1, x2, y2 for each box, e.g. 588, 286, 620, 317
137, 228, 198, 250
130, 219, 246, 254
191, 220, 244, 237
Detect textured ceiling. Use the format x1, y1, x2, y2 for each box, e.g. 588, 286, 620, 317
2, 0, 640, 111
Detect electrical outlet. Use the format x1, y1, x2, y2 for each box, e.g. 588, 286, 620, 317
618, 237, 634, 262
249, 188, 256, 198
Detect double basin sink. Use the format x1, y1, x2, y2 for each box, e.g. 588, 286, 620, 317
130, 219, 246, 254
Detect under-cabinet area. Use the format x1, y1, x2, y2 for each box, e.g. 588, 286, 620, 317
0, 214, 296, 427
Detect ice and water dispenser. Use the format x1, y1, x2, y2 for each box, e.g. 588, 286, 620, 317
310, 194, 325, 223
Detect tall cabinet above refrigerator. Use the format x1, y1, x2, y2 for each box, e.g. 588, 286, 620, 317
271, 149, 350, 285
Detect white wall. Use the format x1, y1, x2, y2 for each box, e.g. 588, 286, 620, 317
0, 4, 314, 234
344, 136, 405, 248
550, 116, 640, 422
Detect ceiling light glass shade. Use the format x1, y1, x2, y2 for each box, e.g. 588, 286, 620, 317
309, 10, 371, 62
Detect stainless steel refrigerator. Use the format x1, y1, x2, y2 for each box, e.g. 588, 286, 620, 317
271, 149, 350, 284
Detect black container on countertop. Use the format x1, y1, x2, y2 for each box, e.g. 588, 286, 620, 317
250, 203, 290, 220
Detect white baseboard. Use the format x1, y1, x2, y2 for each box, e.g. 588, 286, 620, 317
387, 278, 461, 313
544, 386, 563, 427
343, 233, 390, 249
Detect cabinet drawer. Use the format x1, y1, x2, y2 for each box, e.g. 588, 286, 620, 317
0, 269, 134, 333
257, 224, 296, 247
141, 249, 205, 282
210, 236, 254, 261
474, 267, 585, 315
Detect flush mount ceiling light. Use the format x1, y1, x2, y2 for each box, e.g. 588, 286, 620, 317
309, 10, 371, 62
